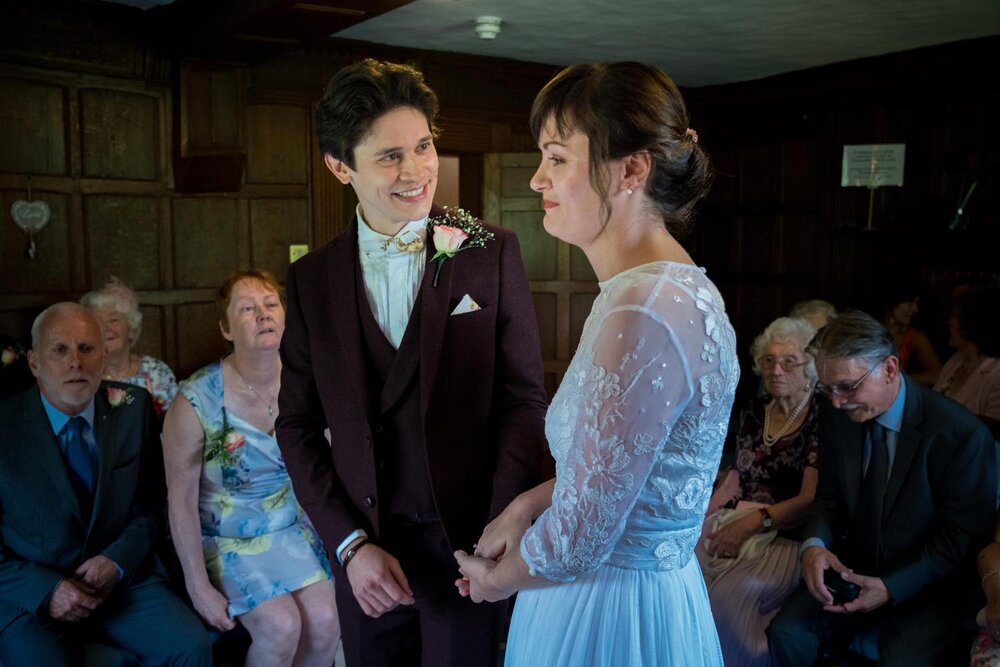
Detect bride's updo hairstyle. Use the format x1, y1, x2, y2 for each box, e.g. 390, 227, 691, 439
529, 62, 712, 235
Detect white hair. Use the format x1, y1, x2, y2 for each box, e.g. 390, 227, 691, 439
80, 276, 142, 346
750, 316, 818, 381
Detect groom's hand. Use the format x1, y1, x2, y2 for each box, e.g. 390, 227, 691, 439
346, 544, 415, 618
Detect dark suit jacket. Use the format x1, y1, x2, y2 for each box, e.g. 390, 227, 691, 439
806, 375, 996, 619
0, 383, 165, 628
277, 211, 549, 555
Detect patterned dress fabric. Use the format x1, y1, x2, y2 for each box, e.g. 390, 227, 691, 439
697, 395, 819, 667
119, 355, 178, 416
180, 362, 331, 616
505, 262, 739, 667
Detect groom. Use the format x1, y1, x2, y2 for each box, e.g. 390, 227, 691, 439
276, 59, 549, 666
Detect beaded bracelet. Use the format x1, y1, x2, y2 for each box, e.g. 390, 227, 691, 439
342, 538, 371, 571
982, 568, 1000, 587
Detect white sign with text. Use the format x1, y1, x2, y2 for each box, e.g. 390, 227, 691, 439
841, 144, 906, 188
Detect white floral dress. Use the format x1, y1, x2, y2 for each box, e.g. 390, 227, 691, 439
506, 261, 739, 667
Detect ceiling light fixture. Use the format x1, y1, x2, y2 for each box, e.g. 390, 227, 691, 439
474, 16, 502, 40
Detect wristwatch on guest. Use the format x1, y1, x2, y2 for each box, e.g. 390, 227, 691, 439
758, 506, 775, 531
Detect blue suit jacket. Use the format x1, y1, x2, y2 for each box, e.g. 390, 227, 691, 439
0, 382, 165, 627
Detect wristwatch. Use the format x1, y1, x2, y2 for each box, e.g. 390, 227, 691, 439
758, 506, 775, 531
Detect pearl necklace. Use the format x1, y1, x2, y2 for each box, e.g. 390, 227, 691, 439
763, 388, 812, 449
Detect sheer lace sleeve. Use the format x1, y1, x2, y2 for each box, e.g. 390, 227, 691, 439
521, 295, 703, 581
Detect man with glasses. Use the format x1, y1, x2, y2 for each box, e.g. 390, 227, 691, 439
768, 310, 996, 666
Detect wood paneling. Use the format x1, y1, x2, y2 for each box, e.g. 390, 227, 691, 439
247, 103, 308, 184
532, 292, 556, 362
172, 198, 241, 288
250, 198, 309, 279
0, 78, 66, 176
175, 302, 228, 379
80, 89, 161, 181
134, 304, 164, 360
84, 196, 161, 289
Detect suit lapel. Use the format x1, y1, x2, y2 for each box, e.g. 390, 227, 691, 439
328, 218, 374, 426
883, 377, 922, 518
842, 418, 865, 518
87, 387, 116, 540
23, 386, 87, 525
419, 239, 454, 417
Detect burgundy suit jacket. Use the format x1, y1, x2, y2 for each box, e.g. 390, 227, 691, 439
276, 209, 549, 554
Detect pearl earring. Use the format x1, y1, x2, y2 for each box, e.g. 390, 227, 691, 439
626, 188, 633, 196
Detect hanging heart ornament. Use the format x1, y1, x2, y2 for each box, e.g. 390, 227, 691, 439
11, 199, 50, 233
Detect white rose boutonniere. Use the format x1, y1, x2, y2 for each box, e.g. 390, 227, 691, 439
428, 207, 495, 287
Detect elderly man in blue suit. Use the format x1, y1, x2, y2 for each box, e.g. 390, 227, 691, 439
0, 303, 210, 665
767, 310, 996, 666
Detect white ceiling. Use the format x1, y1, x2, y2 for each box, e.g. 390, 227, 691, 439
101, 0, 1000, 87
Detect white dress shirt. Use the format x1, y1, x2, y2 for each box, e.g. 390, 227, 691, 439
356, 206, 428, 349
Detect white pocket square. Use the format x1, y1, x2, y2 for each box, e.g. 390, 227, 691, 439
450, 294, 481, 316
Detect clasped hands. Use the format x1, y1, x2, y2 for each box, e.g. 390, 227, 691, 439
801, 546, 890, 613
454, 501, 530, 604
48, 554, 121, 623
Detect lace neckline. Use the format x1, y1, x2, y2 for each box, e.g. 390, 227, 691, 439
597, 260, 705, 290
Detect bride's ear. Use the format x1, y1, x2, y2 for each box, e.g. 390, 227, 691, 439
619, 151, 651, 195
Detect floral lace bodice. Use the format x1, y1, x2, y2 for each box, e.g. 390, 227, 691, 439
522, 262, 739, 581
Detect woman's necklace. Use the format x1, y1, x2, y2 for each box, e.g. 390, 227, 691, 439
105, 354, 139, 381
233, 364, 277, 417
763, 387, 812, 449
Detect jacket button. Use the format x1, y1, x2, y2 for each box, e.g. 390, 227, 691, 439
363, 496, 376, 508
377, 459, 385, 469
374, 424, 384, 434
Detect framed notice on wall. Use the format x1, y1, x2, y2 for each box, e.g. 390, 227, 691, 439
841, 144, 906, 188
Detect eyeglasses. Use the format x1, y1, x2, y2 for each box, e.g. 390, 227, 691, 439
759, 356, 808, 372
816, 364, 877, 398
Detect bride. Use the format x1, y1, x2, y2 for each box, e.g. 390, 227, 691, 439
454, 61, 739, 666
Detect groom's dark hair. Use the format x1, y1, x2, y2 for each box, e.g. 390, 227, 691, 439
316, 58, 440, 170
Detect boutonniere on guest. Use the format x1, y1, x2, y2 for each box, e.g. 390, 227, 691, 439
428, 207, 495, 287
205, 426, 246, 468
107, 386, 135, 408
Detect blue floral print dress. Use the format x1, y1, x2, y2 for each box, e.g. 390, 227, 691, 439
180, 361, 331, 616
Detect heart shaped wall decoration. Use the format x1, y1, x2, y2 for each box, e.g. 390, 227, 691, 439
11, 199, 50, 234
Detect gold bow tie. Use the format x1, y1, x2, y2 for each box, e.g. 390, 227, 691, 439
380, 230, 424, 253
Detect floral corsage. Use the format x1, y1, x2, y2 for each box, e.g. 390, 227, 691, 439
205, 426, 246, 468
1, 345, 24, 367
107, 386, 135, 408
427, 207, 495, 287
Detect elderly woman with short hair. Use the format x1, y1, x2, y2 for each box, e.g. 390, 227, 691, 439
81, 277, 177, 416
697, 316, 820, 667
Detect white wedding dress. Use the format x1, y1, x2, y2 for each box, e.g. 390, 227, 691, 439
505, 261, 739, 667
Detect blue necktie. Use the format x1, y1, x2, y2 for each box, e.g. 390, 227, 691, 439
854, 421, 888, 571
61, 416, 94, 497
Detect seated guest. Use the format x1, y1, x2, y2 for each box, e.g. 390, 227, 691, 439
790, 299, 837, 331
973, 511, 1000, 667
699, 316, 819, 666
882, 290, 941, 387
767, 311, 995, 667
81, 277, 178, 417
934, 284, 1000, 439
0, 303, 211, 665
163, 270, 339, 666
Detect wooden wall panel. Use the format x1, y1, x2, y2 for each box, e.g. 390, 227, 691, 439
570, 293, 596, 355
0, 191, 70, 293
172, 198, 241, 288
532, 292, 556, 361
570, 246, 595, 281
247, 104, 308, 184
250, 198, 309, 279
0, 78, 66, 175
79, 89, 160, 180
84, 196, 161, 289
175, 302, 228, 379
134, 304, 163, 360
504, 211, 555, 281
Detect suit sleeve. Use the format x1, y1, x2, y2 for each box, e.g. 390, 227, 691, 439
277, 259, 365, 552
487, 231, 551, 518
101, 390, 163, 580
881, 419, 996, 604
802, 399, 842, 549
0, 509, 64, 616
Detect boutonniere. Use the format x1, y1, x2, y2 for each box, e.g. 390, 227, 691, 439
0, 345, 24, 368
206, 426, 246, 468
427, 207, 495, 287
107, 386, 135, 408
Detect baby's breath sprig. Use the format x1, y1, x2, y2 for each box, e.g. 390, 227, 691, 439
427, 207, 495, 287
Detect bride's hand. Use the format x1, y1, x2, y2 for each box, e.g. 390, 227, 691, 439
454, 550, 510, 603
475, 499, 532, 561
